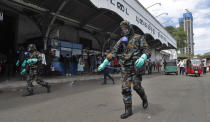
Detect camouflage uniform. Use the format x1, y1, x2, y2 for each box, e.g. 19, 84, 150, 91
22, 44, 50, 96
106, 20, 151, 119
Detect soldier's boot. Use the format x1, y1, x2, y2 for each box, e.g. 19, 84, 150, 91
141, 94, 148, 109
134, 86, 148, 109
44, 82, 51, 93
120, 104, 133, 119
39, 81, 51, 93
46, 83, 51, 93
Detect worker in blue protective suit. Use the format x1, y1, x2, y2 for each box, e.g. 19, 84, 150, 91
98, 20, 151, 119
21, 44, 51, 96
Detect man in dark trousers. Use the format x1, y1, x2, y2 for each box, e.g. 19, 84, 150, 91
103, 61, 115, 84
64, 54, 71, 76
148, 59, 152, 75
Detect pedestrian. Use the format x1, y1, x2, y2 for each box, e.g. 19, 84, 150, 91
148, 59, 152, 75
178, 60, 185, 75
161, 60, 164, 74
71, 55, 78, 74
77, 56, 84, 75
145, 60, 149, 75
157, 60, 160, 72
87, 52, 91, 73
103, 62, 115, 84
64, 54, 71, 76
152, 61, 156, 72
59, 55, 64, 62
202, 60, 206, 74
97, 56, 102, 67
114, 57, 118, 73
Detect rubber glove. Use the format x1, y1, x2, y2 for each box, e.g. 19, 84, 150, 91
16, 60, 20, 66
135, 54, 147, 68
98, 59, 109, 71
27, 58, 38, 64
22, 60, 27, 67
20, 69, 26, 75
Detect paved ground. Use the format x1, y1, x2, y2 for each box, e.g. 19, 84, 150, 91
0, 73, 210, 122
0, 73, 121, 89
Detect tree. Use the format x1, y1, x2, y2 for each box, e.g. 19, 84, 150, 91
165, 26, 176, 36
201, 52, 210, 58
165, 26, 187, 50
177, 53, 193, 58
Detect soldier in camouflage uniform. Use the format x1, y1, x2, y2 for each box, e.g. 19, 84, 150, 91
98, 20, 151, 119
21, 44, 51, 96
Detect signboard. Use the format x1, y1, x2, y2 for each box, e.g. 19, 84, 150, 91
60, 41, 83, 49
0, 12, 3, 21
72, 49, 82, 55
61, 47, 72, 52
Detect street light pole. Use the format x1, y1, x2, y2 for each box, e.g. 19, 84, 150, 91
146, 3, 161, 9
156, 12, 168, 17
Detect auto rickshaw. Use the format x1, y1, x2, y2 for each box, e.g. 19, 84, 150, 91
186, 58, 202, 77
164, 60, 178, 75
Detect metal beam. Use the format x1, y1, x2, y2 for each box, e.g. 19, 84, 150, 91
10, 0, 49, 12
7, 0, 122, 51
80, 11, 107, 27
44, 0, 69, 50
9, 0, 102, 31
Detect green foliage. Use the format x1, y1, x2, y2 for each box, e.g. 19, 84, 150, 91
201, 52, 210, 58
165, 26, 175, 36
204, 52, 210, 55
178, 54, 194, 58
165, 26, 187, 50
195, 52, 210, 58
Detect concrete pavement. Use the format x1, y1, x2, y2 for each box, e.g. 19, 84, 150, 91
0, 73, 121, 90
0, 73, 209, 122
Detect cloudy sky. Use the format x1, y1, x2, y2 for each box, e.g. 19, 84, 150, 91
138, 0, 210, 55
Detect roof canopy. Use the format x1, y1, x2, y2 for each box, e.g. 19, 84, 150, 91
1, 0, 177, 50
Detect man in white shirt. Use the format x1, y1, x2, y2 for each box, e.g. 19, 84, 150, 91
178, 60, 185, 75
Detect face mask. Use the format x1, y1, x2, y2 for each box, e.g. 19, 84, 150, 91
24, 52, 29, 56
121, 36, 128, 43
121, 36, 129, 48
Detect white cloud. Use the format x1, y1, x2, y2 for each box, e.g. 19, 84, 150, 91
138, 0, 210, 54
193, 27, 210, 54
